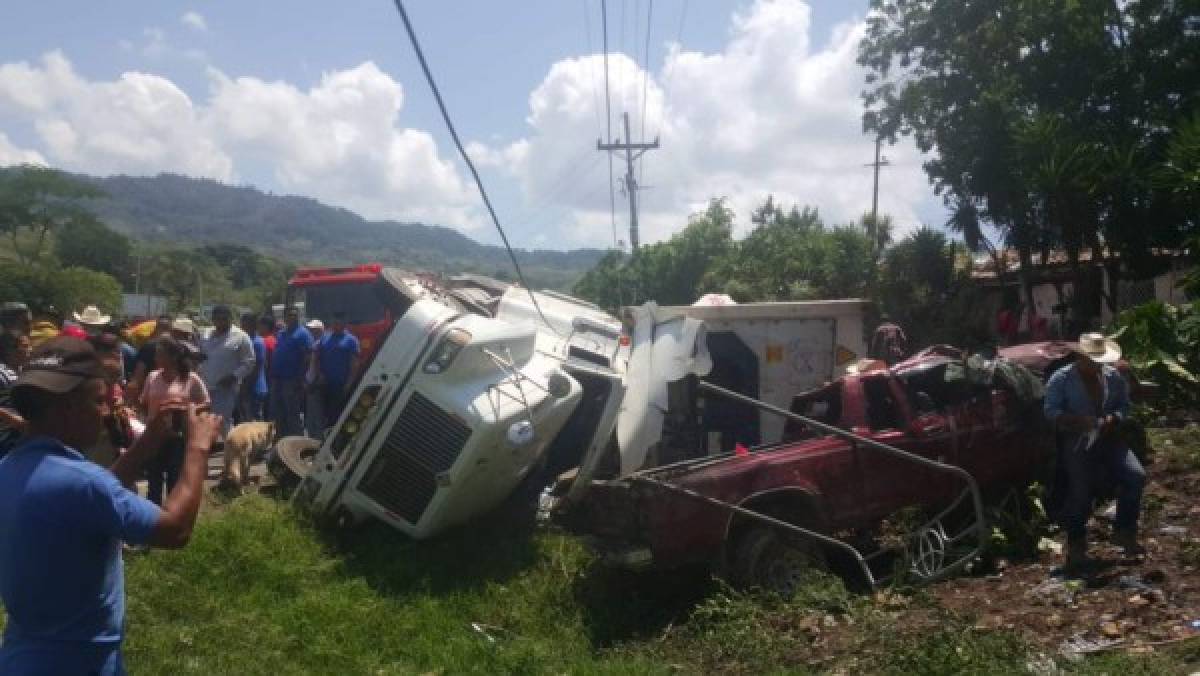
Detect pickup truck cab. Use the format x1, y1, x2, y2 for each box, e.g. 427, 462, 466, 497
563, 353, 1048, 591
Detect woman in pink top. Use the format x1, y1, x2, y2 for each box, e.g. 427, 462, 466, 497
140, 336, 209, 504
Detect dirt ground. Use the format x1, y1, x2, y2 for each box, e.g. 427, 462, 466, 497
889, 425, 1200, 660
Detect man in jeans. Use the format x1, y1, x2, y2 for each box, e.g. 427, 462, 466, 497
270, 307, 312, 437
1044, 333, 1146, 571
198, 305, 255, 436
0, 337, 221, 673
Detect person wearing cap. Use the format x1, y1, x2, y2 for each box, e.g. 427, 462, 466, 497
0, 337, 221, 674
270, 307, 313, 437
198, 306, 255, 437
0, 302, 32, 338
303, 318, 326, 438
1044, 332, 1146, 571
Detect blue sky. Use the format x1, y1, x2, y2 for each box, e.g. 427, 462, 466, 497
0, 1, 945, 250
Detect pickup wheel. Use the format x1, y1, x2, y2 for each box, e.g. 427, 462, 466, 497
732, 526, 827, 597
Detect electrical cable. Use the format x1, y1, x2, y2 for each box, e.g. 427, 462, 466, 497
602, 0, 618, 249
581, 0, 606, 144
390, 0, 555, 329
653, 0, 688, 142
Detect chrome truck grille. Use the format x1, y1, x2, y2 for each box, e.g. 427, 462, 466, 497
357, 392, 471, 524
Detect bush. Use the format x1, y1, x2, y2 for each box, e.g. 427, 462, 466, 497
0, 264, 122, 317
1111, 301, 1200, 411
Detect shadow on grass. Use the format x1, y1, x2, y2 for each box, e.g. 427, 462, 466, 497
313, 506, 544, 600
571, 561, 718, 648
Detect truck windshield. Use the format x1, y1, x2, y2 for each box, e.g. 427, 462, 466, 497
292, 282, 386, 325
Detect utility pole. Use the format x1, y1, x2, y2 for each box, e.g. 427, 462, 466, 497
864, 135, 891, 248
598, 112, 659, 252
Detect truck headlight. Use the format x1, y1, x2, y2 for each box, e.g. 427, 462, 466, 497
423, 328, 471, 374
330, 385, 382, 458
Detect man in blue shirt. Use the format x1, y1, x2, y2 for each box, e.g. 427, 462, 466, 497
317, 312, 361, 426
270, 306, 313, 437
237, 312, 268, 422
1044, 333, 1145, 571
0, 337, 221, 674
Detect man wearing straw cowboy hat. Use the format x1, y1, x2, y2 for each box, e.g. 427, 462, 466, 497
1044, 332, 1146, 571
74, 305, 112, 336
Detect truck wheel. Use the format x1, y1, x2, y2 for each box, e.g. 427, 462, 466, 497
268, 436, 321, 496
732, 527, 826, 597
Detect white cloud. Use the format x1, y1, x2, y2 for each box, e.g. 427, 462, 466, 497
0, 132, 46, 167
204, 62, 475, 227
0, 51, 231, 179
486, 0, 939, 247
0, 52, 476, 228
181, 11, 208, 32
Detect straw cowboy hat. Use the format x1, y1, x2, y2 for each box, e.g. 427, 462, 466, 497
73, 305, 111, 327
1076, 332, 1122, 364
171, 317, 196, 336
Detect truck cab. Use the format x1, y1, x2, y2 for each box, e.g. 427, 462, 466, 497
286, 271, 710, 539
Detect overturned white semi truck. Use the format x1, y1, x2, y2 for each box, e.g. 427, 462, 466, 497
276, 270, 711, 539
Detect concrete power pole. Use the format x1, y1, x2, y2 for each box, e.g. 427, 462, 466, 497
864, 136, 891, 249
598, 112, 659, 252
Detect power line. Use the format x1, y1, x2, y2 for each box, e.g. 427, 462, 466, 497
638, 0, 654, 185
389, 0, 553, 328
602, 0, 618, 249
581, 0, 606, 143
652, 0, 688, 141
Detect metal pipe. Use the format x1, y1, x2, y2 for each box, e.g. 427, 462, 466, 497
692, 380, 990, 581
630, 474, 879, 587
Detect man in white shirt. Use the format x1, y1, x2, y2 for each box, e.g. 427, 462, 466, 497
199, 305, 255, 436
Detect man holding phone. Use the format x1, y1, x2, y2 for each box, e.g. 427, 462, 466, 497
0, 337, 221, 674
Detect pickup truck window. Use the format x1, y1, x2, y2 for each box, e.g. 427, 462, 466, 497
863, 377, 903, 432
783, 382, 842, 441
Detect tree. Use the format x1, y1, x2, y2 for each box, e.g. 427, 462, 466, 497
878, 228, 986, 348
574, 199, 735, 308
0, 265, 121, 317
860, 0, 1200, 324
54, 215, 132, 281
0, 166, 105, 264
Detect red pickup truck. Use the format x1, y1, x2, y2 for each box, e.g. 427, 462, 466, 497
562, 351, 1050, 593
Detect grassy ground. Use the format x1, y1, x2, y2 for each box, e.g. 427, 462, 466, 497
111, 492, 1196, 675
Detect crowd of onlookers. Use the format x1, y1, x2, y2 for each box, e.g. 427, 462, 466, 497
0, 299, 360, 497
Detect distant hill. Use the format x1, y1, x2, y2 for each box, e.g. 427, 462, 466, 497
67, 172, 604, 289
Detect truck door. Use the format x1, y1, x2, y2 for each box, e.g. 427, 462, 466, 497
853, 375, 956, 518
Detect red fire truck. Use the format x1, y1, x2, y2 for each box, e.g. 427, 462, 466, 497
285, 263, 393, 363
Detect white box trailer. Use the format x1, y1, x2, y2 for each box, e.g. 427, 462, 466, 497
651, 299, 869, 447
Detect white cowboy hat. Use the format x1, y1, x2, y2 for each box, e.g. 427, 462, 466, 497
73, 305, 111, 326
171, 317, 196, 336
305, 319, 324, 331
1076, 332, 1121, 364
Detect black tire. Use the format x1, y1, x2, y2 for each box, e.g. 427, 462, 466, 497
732, 526, 827, 597
268, 436, 321, 496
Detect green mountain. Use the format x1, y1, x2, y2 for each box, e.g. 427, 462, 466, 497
76, 172, 605, 289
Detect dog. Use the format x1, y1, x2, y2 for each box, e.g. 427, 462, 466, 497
221, 421, 276, 490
